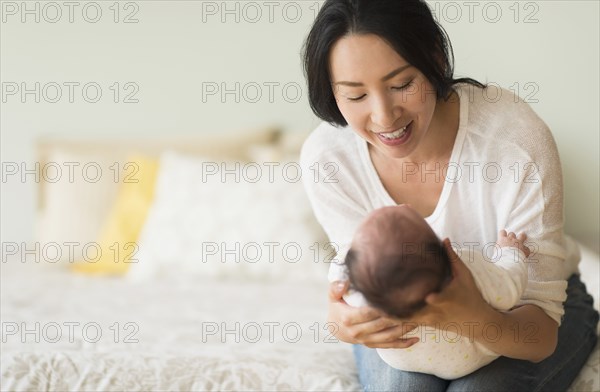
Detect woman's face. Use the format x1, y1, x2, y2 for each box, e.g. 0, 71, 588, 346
329, 34, 439, 160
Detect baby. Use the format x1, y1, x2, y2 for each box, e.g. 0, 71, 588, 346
343, 205, 530, 379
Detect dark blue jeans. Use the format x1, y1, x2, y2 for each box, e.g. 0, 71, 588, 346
353, 274, 599, 391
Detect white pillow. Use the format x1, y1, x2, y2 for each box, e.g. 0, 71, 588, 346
128, 151, 330, 282
36, 149, 121, 263
34, 128, 280, 264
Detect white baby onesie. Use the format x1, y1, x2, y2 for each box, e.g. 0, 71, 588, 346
342, 245, 528, 379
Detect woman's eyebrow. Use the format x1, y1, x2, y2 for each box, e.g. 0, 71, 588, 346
333, 64, 412, 87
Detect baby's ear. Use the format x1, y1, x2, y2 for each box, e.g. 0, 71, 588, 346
425, 291, 442, 306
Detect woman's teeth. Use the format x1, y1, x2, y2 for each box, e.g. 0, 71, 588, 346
380, 125, 408, 139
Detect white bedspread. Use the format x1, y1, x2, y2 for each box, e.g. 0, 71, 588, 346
2, 247, 599, 391
1, 262, 359, 391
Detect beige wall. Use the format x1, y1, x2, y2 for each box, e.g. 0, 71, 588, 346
1, 1, 598, 250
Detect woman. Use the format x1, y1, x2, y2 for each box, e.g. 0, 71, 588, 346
299, 0, 599, 390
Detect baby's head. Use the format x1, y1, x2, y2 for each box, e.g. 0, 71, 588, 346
345, 205, 451, 318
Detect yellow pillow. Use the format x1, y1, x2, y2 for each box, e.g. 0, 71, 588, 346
71, 155, 159, 276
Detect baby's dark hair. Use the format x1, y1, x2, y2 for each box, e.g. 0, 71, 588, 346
345, 240, 451, 318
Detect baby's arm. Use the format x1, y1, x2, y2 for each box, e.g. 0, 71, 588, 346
467, 230, 529, 311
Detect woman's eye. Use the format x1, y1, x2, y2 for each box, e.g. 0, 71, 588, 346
391, 80, 413, 91
347, 94, 366, 102
344, 80, 413, 102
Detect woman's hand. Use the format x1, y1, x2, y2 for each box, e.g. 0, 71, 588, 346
411, 238, 494, 331
404, 238, 558, 361
327, 280, 419, 348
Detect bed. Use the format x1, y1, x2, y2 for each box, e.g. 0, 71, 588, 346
1, 129, 598, 391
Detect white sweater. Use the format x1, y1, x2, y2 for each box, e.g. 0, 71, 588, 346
300, 83, 580, 326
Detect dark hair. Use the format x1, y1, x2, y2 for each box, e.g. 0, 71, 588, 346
345, 240, 451, 318
302, 0, 486, 127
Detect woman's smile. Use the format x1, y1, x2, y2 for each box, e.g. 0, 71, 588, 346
372, 120, 414, 146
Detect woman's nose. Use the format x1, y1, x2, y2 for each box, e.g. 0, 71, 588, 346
370, 94, 399, 129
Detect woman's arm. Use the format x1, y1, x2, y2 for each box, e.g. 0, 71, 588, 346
423, 110, 570, 361
416, 239, 559, 362
326, 238, 559, 358
477, 303, 558, 362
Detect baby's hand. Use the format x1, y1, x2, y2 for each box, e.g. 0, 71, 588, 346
497, 230, 531, 258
